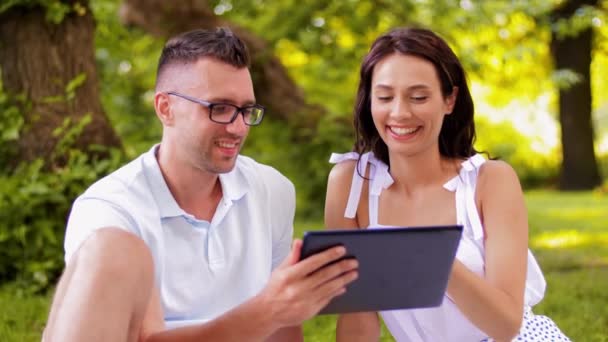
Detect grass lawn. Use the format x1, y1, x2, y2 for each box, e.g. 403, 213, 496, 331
525, 190, 608, 341
1, 190, 607, 341
0, 283, 51, 341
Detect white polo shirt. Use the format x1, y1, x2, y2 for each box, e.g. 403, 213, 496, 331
64, 145, 295, 329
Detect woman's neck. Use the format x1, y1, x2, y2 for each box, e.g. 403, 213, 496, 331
387, 149, 458, 194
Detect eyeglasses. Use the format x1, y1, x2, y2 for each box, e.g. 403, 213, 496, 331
166, 91, 265, 126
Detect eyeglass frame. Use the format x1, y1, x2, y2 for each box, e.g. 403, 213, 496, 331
165, 91, 265, 126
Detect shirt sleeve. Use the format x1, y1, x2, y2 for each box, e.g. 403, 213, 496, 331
64, 197, 139, 264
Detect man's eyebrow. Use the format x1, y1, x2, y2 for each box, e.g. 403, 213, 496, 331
206, 98, 257, 106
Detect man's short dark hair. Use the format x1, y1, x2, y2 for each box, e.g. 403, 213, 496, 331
155, 27, 250, 89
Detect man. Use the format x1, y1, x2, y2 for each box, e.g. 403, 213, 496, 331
44, 27, 358, 341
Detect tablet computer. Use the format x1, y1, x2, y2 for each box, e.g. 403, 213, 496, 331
300, 225, 462, 314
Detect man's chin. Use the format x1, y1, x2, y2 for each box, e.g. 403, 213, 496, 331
210, 159, 238, 174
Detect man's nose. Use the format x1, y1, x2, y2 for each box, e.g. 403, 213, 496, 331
226, 112, 248, 135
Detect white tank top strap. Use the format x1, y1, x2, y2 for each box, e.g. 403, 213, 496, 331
367, 153, 393, 226
329, 152, 368, 218
443, 154, 486, 242
329, 152, 393, 221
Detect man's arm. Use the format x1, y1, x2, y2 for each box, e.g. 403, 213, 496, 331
141, 240, 357, 342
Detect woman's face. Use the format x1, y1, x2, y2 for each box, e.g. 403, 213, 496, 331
370, 53, 456, 158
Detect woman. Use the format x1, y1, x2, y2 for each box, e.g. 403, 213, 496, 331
325, 27, 569, 341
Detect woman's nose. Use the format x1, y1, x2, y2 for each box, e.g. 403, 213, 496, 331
391, 99, 413, 119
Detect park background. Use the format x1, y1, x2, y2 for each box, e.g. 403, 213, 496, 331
0, 0, 607, 340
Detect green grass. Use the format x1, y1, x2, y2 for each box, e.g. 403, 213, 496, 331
1, 190, 607, 341
0, 283, 51, 342
525, 190, 608, 341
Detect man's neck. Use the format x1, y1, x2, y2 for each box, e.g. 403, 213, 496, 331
156, 144, 223, 221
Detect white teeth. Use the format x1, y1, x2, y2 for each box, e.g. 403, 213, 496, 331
217, 142, 237, 148
389, 126, 418, 136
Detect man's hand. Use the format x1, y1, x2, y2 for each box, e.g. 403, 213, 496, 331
256, 239, 359, 329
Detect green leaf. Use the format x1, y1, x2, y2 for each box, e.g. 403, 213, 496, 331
65, 73, 87, 100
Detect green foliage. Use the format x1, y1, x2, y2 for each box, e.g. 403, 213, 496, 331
51, 114, 93, 162
0, 0, 88, 24
0, 68, 126, 292
92, 0, 163, 157
0, 147, 125, 293
475, 116, 560, 188
0, 87, 26, 167
0, 105, 126, 292
552, 3, 603, 39
64, 73, 87, 101
40, 72, 88, 106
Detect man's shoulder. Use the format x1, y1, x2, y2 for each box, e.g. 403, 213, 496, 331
81, 152, 149, 201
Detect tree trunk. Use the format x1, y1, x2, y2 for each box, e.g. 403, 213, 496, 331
551, 0, 602, 190
119, 0, 324, 129
0, 1, 121, 168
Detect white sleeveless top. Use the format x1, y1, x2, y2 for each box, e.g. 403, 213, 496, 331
329, 152, 547, 342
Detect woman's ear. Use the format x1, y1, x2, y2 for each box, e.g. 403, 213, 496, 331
445, 86, 459, 115
154, 92, 174, 126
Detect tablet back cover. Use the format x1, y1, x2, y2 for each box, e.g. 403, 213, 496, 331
301, 226, 462, 314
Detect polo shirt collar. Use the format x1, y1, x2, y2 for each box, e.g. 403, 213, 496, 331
218, 163, 248, 203
143, 144, 249, 219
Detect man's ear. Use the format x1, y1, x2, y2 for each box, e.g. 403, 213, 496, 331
154, 92, 174, 126
445, 86, 459, 114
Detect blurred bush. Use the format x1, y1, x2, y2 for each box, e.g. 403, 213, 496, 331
0, 149, 125, 293
475, 116, 560, 188
0, 86, 126, 292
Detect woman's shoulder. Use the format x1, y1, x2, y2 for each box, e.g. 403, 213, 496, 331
478, 159, 518, 179
328, 157, 358, 186
328, 152, 374, 197
328, 151, 381, 184
476, 158, 522, 194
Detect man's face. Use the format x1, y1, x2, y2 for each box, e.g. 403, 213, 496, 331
164, 58, 255, 174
